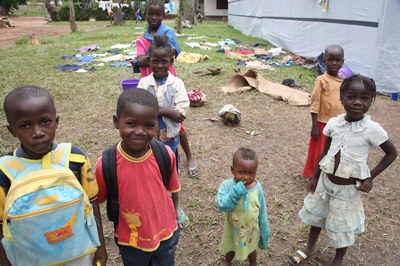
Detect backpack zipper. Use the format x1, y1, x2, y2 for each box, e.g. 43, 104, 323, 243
8, 172, 76, 195
6, 196, 82, 221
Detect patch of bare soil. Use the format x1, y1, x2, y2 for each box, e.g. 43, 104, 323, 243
0, 16, 100, 48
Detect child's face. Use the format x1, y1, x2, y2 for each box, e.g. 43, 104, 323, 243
341, 81, 373, 122
149, 48, 173, 79
6, 97, 58, 159
324, 48, 344, 76
113, 102, 158, 158
145, 4, 164, 32
231, 157, 258, 188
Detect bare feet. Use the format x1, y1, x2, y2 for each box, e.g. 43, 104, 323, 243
220, 252, 234, 266
329, 247, 347, 266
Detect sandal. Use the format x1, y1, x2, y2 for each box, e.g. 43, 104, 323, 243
177, 207, 190, 228
187, 164, 199, 178
288, 250, 308, 265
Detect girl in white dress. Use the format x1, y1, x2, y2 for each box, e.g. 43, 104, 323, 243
289, 74, 398, 266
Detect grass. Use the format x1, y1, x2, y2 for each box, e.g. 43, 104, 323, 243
0, 19, 317, 154
1, 19, 400, 266
12, 4, 48, 17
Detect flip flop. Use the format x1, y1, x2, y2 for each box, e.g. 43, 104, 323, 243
288, 250, 308, 265
187, 164, 199, 178
177, 207, 189, 228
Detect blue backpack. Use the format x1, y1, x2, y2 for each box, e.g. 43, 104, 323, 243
0, 143, 100, 266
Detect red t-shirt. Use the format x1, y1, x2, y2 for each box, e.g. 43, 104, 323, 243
96, 143, 180, 251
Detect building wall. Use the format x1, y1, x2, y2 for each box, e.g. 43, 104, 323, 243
205, 0, 228, 16
168, 0, 227, 17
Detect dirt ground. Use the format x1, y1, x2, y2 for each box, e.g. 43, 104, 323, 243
0, 16, 99, 48
1, 17, 399, 265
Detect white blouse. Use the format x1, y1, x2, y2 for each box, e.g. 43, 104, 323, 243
320, 114, 388, 180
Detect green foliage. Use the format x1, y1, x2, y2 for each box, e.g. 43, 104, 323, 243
122, 6, 133, 20
56, 3, 71, 21
0, 0, 24, 15
57, 3, 108, 21
94, 7, 108, 21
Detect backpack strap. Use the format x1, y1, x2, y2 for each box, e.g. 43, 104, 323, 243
149, 139, 171, 190
101, 144, 119, 228
0, 143, 71, 184
101, 140, 172, 233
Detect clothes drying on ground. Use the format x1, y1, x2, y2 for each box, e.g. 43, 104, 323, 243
177, 52, 209, 63
111, 61, 131, 67
54, 64, 80, 72
76, 44, 100, 53
61, 55, 76, 60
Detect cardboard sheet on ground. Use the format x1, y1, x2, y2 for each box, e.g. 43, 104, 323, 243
221, 69, 310, 106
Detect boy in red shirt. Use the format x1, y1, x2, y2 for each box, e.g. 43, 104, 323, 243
95, 88, 181, 265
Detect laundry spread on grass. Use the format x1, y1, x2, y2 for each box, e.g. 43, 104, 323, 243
177, 52, 209, 63
177, 34, 319, 71
55, 43, 136, 73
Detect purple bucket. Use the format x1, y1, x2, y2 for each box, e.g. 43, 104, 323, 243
338, 66, 353, 78
121, 78, 139, 91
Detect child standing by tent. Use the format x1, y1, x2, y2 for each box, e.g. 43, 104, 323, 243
302, 44, 345, 179
289, 75, 398, 265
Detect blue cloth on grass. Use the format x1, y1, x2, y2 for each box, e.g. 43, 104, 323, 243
111, 61, 131, 67
78, 56, 95, 62
60, 55, 76, 60
54, 64, 80, 72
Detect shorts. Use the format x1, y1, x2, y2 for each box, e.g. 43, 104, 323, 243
119, 227, 180, 266
299, 172, 365, 248
64, 254, 93, 266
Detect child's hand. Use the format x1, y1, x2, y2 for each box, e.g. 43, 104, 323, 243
311, 125, 319, 139
168, 109, 186, 123
357, 178, 373, 193
93, 245, 107, 266
307, 177, 318, 193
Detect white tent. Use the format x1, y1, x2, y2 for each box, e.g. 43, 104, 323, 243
228, 0, 400, 94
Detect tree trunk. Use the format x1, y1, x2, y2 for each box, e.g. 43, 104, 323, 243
113, 8, 123, 25
68, 0, 77, 32
183, 0, 194, 25
113, 2, 123, 25
44, 0, 57, 21
175, 0, 184, 33
0, 6, 11, 16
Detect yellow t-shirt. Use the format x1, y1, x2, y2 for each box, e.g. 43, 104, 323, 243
310, 73, 345, 123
